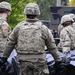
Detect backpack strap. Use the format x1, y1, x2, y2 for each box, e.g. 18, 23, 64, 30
65, 26, 75, 38
65, 26, 75, 49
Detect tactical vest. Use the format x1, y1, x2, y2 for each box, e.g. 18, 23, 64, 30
16, 21, 45, 54
65, 26, 75, 50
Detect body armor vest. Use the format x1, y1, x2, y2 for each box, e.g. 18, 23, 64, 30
16, 21, 45, 54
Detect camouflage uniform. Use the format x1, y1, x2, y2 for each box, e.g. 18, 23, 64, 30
58, 23, 64, 36
69, 13, 75, 29
59, 15, 75, 53
69, 13, 75, 21
0, 1, 12, 16
3, 3, 61, 75
0, 15, 11, 52
60, 25, 75, 53
58, 14, 75, 36
57, 14, 71, 36
0, 1, 11, 56
57, 15, 70, 51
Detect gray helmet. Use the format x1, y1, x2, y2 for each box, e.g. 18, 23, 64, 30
69, 13, 75, 20
61, 14, 74, 24
24, 3, 40, 15
0, 1, 12, 11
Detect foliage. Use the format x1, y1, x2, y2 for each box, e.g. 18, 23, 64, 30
36, 0, 56, 20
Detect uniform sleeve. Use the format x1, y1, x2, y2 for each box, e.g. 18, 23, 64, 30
60, 29, 71, 53
42, 25, 61, 62
1, 22, 11, 38
3, 24, 20, 58
8, 25, 11, 35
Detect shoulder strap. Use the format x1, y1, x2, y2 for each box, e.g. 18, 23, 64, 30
65, 26, 75, 39
65, 29, 71, 39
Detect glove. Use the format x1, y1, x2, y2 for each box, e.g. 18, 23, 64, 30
55, 61, 66, 75
0, 57, 7, 67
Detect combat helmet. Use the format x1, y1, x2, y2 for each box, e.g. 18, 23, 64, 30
24, 3, 40, 15
0, 1, 12, 11
69, 13, 75, 21
61, 14, 74, 25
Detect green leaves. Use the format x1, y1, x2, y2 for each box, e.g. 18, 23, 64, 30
37, 0, 56, 20
6, 0, 25, 30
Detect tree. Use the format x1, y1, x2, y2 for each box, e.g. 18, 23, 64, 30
36, 0, 56, 20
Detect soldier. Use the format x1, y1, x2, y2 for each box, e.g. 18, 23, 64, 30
57, 13, 75, 36
69, 13, 75, 21
57, 15, 69, 51
59, 15, 75, 53
2, 3, 63, 75
0, 1, 11, 57
57, 14, 70, 36
59, 14, 75, 75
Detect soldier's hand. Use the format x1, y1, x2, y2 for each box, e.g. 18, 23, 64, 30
55, 61, 66, 74
0, 57, 7, 67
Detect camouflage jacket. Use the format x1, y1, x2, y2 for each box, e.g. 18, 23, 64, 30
3, 19, 61, 62
60, 25, 75, 53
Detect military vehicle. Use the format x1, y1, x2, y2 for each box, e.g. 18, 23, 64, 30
40, 20, 50, 28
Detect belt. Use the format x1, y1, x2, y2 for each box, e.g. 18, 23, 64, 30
17, 53, 46, 61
